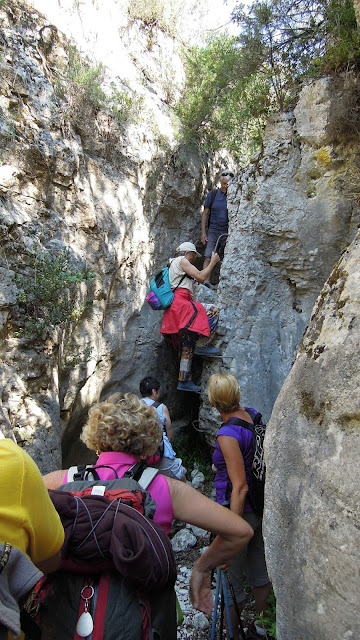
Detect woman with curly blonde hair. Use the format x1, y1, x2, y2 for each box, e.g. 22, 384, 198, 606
44, 391, 254, 616
82, 392, 162, 458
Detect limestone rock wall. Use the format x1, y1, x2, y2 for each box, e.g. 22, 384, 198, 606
264, 229, 360, 640
0, 0, 208, 469
199, 75, 360, 438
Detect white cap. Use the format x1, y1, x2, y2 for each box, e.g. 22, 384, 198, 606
176, 242, 201, 256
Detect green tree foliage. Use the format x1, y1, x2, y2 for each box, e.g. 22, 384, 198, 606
176, 35, 271, 162
232, 0, 360, 104
15, 248, 94, 337
176, 35, 240, 144
176, 0, 359, 162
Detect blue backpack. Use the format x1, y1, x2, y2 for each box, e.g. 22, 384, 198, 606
146, 268, 186, 311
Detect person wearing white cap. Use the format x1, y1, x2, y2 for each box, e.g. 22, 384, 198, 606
160, 242, 221, 393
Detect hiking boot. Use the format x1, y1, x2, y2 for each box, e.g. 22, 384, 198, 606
177, 381, 201, 393
246, 622, 267, 639
194, 346, 221, 357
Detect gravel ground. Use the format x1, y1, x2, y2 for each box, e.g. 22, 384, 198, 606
173, 527, 256, 639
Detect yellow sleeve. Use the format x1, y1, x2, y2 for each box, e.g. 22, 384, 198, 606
20, 447, 64, 564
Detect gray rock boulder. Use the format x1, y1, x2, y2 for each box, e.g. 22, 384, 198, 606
171, 528, 197, 553
264, 230, 360, 640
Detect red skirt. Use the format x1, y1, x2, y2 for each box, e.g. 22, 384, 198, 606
160, 288, 210, 337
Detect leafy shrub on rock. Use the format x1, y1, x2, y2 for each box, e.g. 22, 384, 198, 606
55, 46, 143, 134
15, 248, 94, 337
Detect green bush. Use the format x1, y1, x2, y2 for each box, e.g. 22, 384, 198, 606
128, 0, 179, 37
55, 46, 143, 130
15, 248, 94, 337
55, 45, 107, 109
256, 587, 277, 638
108, 84, 144, 124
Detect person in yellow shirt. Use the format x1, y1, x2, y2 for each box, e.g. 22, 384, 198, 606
0, 439, 64, 639
0, 439, 64, 570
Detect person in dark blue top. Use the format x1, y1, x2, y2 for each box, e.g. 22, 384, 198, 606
201, 171, 234, 284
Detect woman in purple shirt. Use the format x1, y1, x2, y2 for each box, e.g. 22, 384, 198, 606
209, 373, 271, 640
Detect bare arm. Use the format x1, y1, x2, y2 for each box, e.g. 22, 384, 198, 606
162, 404, 173, 441
180, 254, 220, 285
218, 435, 248, 517
201, 207, 209, 244
167, 477, 253, 614
43, 470, 67, 489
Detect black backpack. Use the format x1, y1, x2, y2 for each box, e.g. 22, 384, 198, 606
25, 463, 177, 640
222, 407, 266, 515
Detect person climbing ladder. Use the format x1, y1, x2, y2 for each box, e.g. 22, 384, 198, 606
160, 242, 221, 393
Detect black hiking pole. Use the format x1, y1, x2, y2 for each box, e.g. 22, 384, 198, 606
212, 569, 236, 639
224, 570, 247, 640
212, 568, 247, 640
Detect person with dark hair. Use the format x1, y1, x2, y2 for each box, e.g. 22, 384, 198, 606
139, 376, 186, 480
201, 171, 234, 285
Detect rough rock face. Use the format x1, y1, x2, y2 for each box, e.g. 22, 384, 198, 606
264, 229, 360, 640
0, 0, 209, 469
199, 75, 360, 438
354, 0, 360, 27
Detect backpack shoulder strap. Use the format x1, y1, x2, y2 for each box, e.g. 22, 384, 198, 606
137, 467, 159, 490
150, 401, 167, 434
68, 461, 158, 490
67, 464, 100, 482
244, 407, 263, 425
221, 417, 254, 433
124, 461, 159, 490
67, 464, 119, 482
173, 273, 187, 291
209, 188, 218, 211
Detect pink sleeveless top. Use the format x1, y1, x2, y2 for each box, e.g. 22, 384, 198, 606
65, 452, 174, 534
